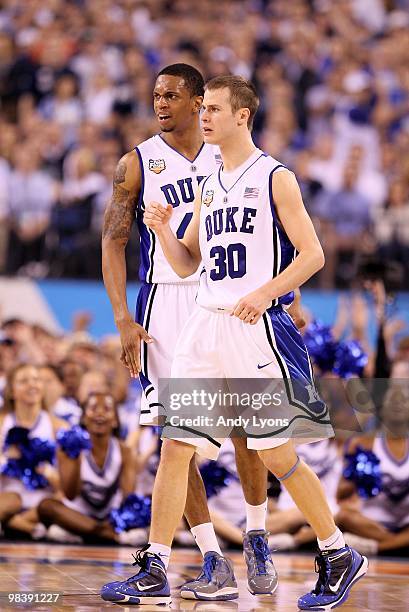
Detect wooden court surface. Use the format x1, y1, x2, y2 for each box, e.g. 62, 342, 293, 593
0, 543, 408, 611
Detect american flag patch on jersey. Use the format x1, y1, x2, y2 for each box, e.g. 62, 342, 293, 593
215, 154, 223, 164
244, 187, 259, 198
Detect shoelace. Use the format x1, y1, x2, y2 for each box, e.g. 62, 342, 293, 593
202, 554, 218, 581
313, 554, 331, 595
251, 535, 269, 576
124, 545, 152, 582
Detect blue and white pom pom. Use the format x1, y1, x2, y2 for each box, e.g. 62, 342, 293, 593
109, 494, 152, 533
303, 320, 337, 373
343, 446, 382, 498
56, 426, 92, 459
334, 340, 368, 379
200, 461, 237, 498
1, 427, 56, 490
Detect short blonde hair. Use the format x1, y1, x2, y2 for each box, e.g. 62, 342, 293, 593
205, 75, 259, 130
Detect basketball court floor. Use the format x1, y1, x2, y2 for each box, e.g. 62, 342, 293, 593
0, 542, 408, 611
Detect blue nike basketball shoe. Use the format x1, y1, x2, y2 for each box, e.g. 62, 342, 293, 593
298, 545, 368, 610
100, 545, 171, 605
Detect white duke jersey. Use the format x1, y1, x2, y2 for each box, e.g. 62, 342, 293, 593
135, 135, 221, 283
197, 148, 296, 310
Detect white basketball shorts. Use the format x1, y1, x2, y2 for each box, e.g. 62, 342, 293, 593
135, 282, 198, 425
162, 304, 334, 460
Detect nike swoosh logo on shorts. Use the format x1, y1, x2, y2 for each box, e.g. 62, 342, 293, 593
257, 361, 273, 369
328, 568, 348, 593
136, 582, 162, 591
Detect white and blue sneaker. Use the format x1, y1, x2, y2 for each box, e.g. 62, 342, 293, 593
100, 545, 171, 605
298, 546, 368, 610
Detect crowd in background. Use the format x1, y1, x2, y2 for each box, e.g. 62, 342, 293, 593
0, 0, 409, 286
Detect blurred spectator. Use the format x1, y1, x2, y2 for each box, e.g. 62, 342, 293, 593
315, 162, 372, 287
38, 391, 144, 546
5, 144, 56, 276
59, 358, 85, 403
38, 73, 83, 146
39, 364, 82, 426
336, 380, 409, 556
0, 364, 67, 539
374, 180, 409, 284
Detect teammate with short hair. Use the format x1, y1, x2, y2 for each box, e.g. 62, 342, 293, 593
101, 64, 279, 600
101, 74, 368, 609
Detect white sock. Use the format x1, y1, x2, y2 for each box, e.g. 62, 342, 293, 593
318, 528, 346, 552
191, 522, 222, 557
147, 542, 171, 568
245, 499, 267, 532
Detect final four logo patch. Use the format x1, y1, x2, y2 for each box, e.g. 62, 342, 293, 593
203, 189, 214, 206
149, 159, 166, 174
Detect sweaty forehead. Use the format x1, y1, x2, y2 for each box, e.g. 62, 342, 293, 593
154, 75, 189, 95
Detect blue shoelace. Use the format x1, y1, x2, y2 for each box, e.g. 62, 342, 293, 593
202, 554, 218, 581
251, 535, 270, 575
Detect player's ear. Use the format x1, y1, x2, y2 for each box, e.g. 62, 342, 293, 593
192, 95, 203, 114
237, 107, 250, 127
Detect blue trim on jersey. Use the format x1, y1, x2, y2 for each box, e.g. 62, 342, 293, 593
136, 212, 152, 282
268, 165, 295, 306
135, 146, 153, 282
134, 146, 145, 210
199, 174, 212, 203
217, 152, 265, 195
381, 436, 409, 466
135, 283, 158, 398
158, 134, 205, 163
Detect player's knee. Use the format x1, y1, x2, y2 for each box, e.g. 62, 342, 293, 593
160, 438, 195, 465
258, 447, 298, 479
8, 491, 22, 510
2, 492, 22, 517
37, 498, 59, 524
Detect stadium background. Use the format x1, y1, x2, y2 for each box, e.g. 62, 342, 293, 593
0, 0, 409, 570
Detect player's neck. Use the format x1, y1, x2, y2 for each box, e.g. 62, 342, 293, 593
219, 135, 257, 172
161, 125, 203, 161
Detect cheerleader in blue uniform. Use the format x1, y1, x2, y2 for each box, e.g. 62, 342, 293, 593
38, 392, 146, 545
0, 364, 67, 538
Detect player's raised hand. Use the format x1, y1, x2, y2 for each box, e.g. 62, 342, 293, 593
116, 318, 153, 378
144, 201, 173, 231
231, 286, 272, 325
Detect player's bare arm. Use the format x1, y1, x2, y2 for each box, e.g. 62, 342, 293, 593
102, 151, 152, 377
232, 170, 324, 324
143, 189, 202, 277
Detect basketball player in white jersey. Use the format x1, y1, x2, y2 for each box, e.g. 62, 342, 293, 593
102, 75, 368, 609
101, 64, 283, 600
